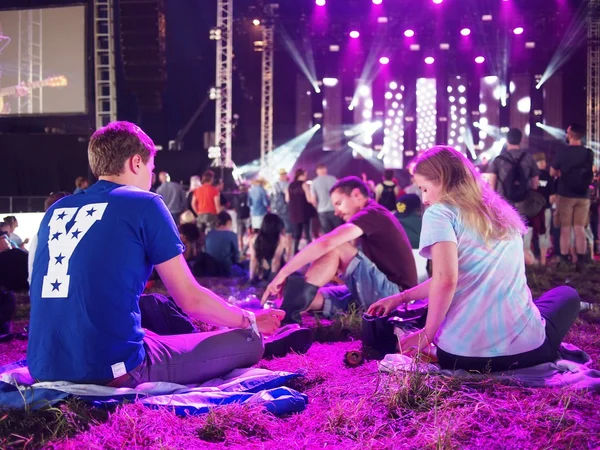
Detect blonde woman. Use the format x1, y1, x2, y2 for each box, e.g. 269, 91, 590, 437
368, 146, 580, 372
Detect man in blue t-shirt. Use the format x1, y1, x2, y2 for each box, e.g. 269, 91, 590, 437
28, 121, 285, 386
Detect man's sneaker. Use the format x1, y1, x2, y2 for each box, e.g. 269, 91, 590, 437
263, 324, 313, 359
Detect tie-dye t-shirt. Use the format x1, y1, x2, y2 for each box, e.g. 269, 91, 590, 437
419, 203, 546, 358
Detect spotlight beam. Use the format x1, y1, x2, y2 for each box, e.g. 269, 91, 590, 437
278, 25, 320, 93
536, 2, 588, 89
234, 125, 321, 183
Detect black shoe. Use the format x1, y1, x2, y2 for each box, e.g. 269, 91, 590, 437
280, 275, 319, 325
263, 324, 313, 359
557, 255, 572, 271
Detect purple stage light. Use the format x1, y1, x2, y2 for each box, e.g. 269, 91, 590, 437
315, 0, 326, 6
404, 29, 415, 38
379, 56, 390, 65
460, 28, 471, 36
372, 0, 383, 4
349, 30, 360, 39
475, 56, 485, 64
424, 56, 435, 65
513, 27, 524, 35
432, 0, 443, 4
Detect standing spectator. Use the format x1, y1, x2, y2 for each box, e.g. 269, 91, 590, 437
233, 183, 251, 253
533, 153, 554, 265
403, 163, 423, 200
310, 164, 341, 234
156, 172, 187, 225
192, 171, 221, 232
287, 169, 312, 254
551, 124, 595, 269
73, 177, 89, 194
205, 212, 241, 277
248, 178, 269, 231
186, 175, 202, 217
271, 169, 294, 261
376, 169, 400, 212
215, 179, 230, 210
487, 128, 540, 264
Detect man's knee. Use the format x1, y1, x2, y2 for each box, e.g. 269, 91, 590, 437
336, 243, 359, 270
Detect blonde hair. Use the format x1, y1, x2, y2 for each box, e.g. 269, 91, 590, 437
414, 146, 527, 243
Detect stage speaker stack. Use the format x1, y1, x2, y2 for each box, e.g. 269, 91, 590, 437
119, 0, 166, 112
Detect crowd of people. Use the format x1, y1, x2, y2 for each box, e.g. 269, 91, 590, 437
0, 119, 592, 391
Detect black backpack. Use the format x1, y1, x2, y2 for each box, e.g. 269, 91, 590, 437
378, 183, 397, 211
561, 149, 594, 196
235, 192, 250, 220
496, 153, 529, 203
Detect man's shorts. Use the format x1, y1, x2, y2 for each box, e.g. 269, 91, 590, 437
236, 218, 251, 238
555, 196, 590, 228
320, 251, 400, 318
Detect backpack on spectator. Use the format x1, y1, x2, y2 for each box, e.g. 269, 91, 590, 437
561, 149, 594, 196
234, 192, 250, 220
378, 183, 397, 211
270, 182, 288, 215
496, 153, 529, 203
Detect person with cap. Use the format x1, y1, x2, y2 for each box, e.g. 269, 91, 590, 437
393, 194, 423, 249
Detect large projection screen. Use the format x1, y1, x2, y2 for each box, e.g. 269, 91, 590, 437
0, 5, 86, 116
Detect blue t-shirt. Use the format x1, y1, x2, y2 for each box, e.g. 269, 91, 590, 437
419, 203, 545, 358
205, 229, 239, 272
27, 181, 184, 382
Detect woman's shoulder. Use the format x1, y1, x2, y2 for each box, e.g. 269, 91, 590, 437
424, 202, 458, 218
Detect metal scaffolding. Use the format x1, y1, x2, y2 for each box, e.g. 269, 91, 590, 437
93, 0, 118, 129
588, 0, 600, 165
17, 9, 42, 114
260, 12, 275, 168
213, 0, 234, 168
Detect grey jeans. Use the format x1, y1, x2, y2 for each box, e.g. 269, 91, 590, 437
119, 328, 264, 387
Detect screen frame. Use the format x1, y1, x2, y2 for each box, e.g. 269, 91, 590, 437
0, 2, 89, 118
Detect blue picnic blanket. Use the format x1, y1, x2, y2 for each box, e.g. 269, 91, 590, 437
0, 361, 308, 416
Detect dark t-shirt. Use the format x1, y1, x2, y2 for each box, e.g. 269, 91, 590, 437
348, 201, 418, 290
551, 145, 594, 199
536, 169, 554, 209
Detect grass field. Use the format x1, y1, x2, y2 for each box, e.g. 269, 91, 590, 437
1, 264, 599, 449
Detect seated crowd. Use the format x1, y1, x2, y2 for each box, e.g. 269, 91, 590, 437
0, 120, 589, 387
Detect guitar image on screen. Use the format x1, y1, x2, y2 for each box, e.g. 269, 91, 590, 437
0, 75, 68, 114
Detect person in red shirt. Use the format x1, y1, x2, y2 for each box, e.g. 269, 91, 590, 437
191, 171, 222, 232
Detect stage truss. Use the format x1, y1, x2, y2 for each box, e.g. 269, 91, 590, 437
213, 0, 234, 168
17, 9, 42, 114
260, 6, 276, 169
93, 0, 117, 128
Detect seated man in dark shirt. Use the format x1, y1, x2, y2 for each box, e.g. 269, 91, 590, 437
262, 176, 418, 324
28, 121, 284, 387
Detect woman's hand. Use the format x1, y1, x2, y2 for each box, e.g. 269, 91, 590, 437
366, 292, 407, 316
398, 329, 431, 357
